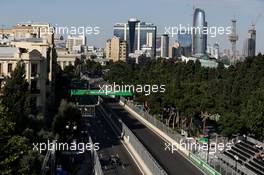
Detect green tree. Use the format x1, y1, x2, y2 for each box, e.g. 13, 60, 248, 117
1, 61, 31, 133
52, 100, 82, 139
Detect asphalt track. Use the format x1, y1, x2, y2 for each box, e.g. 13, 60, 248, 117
102, 98, 204, 175
79, 96, 142, 175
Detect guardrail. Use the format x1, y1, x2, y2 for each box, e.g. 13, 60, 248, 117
98, 103, 167, 175
89, 136, 104, 175
189, 153, 221, 175
120, 97, 223, 175
120, 97, 183, 143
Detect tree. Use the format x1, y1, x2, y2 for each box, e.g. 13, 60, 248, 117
52, 100, 82, 139
218, 112, 243, 139
1, 61, 31, 133
104, 55, 264, 139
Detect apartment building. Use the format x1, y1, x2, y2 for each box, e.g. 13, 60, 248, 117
105, 36, 128, 62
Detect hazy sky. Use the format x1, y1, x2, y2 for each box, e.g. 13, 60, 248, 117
1, 0, 263, 53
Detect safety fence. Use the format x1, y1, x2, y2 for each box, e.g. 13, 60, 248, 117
89, 136, 104, 175
98, 103, 167, 175
120, 97, 223, 175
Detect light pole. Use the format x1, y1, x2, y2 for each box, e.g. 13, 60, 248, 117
234, 155, 239, 175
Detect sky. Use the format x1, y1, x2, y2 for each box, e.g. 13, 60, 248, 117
0, 0, 264, 53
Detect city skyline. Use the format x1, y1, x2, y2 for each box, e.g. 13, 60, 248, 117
1, 0, 263, 53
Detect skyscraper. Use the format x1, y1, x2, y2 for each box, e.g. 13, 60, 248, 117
178, 31, 192, 57
160, 34, 169, 58
156, 36, 161, 57
229, 18, 239, 64
169, 41, 180, 58
113, 19, 157, 56
243, 24, 256, 57
128, 18, 139, 53
192, 8, 207, 57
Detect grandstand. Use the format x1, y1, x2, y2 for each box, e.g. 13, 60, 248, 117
218, 137, 264, 175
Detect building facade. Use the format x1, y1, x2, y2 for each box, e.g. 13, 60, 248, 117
192, 8, 207, 57
113, 19, 157, 57
0, 38, 55, 114
66, 35, 86, 53
243, 25, 256, 58
160, 34, 169, 58
105, 36, 128, 62
169, 42, 180, 58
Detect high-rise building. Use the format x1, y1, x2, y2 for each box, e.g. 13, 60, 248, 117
178, 31, 192, 57
228, 18, 239, 64
178, 31, 192, 48
113, 19, 157, 56
66, 35, 86, 52
169, 41, 180, 58
192, 8, 207, 57
243, 24, 256, 57
207, 43, 220, 59
105, 36, 128, 62
156, 36, 161, 57
160, 34, 169, 58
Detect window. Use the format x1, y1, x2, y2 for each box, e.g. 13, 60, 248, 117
7, 63, 12, 73
31, 63, 38, 77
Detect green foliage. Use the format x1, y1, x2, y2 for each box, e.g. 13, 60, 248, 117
105, 55, 264, 140
52, 100, 82, 139
0, 61, 47, 174
1, 62, 31, 132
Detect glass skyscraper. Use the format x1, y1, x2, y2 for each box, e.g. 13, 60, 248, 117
178, 32, 192, 48
113, 19, 157, 56
192, 8, 207, 57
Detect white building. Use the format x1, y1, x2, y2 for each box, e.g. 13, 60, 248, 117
56, 48, 79, 70
207, 43, 220, 59
0, 37, 56, 114
66, 35, 86, 53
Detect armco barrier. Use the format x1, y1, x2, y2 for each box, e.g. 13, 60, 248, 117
120, 97, 222, 175
189, 153, 221, 175
120, 97, 188, 155
98, 103, 167, 175
89, 136, 104, 175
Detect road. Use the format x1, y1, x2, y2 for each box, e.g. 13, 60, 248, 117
102, 97, 204, 175
79, 96, 142, 175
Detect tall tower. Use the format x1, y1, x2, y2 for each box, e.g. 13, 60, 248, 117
192, 8, 207, 57
228, 18, 239, 64
128, 18, 140, 54
160, 34, 169, 58
247, 24, 256, 57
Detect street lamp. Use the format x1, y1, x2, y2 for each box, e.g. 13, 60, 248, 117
65, 121, 78, 140
234, 155, 239, 174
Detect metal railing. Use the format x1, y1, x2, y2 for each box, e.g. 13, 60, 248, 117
121, 121, 167, 175
98, 103, 167, 175
89, 136, 104, 175
120, 97, 183, 143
